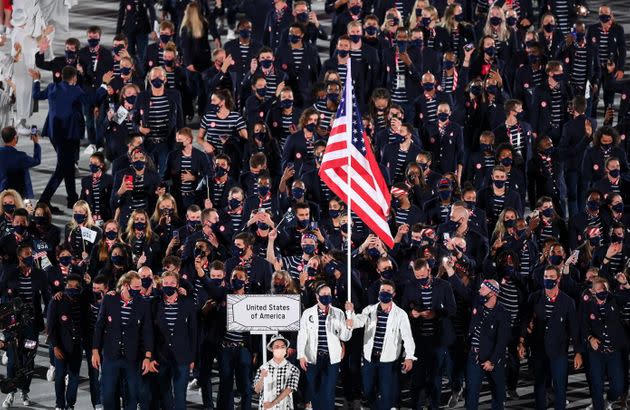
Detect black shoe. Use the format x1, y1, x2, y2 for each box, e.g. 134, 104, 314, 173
49, 205, 64, 215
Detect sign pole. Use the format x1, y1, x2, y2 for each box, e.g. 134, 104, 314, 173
345, 58, 353, 317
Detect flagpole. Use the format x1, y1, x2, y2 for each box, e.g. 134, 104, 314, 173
346, 58, 353, 313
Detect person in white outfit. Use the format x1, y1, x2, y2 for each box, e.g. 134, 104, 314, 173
253, 335, 301, 410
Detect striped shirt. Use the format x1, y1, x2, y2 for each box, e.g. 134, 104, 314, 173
148, 94, 170, 141
314, 101, 335, 133
180, 154, 193, 193
224, 330, 245, 343
262, 72, 278, 99
17, 272, 33, 304
120, 299, 133, 329
424, 97, 438, 124
395, 207, 410, 226
280, 113, 294, 147
420, 285, 435, 336
211, 181, 226, 207
519, 244, 531, 276
439, 203, 451, 223
491, 193, 506, 220
571, 45, 588, 92
545, 296, 555, 320
498, 279, 519, 327
338, 63, 348, 86
200, 111, 247, 152
471, 306, 490, 349
282, 255, 308, 282
164, 301, 178, 335
373, 307, 389, 354
164, 69, 175, 89
394, 147, 408, 180
391, 57, 408, 104
317, 309, 328, 353
554, 0, 570, 34
91, 177, 102, 216
239, 43, 252, 73
508, 124, 524, 155
598, 304, 612, 349
532, 68, 545, 86
598, 27, 610, 65
291, 47, 304, 72
550, 88, 563, 127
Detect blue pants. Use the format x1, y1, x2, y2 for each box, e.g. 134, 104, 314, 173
198, 341, 218, 409
217, 346, 252, 410
465, 353, 505, 410
6, 327, 38, 393
84, 346, 102, 407
565, 169, 584, 219
40, 139, 79, 205
126, 32, 149, 68
101, 358, 141, 410
588, 349, 624, 410
158, 362, 189, 410
361, 359, 397, 410
54, 344, 82, 409
305, 356, 339, 410
139, 371, 158, 410
447, 336, 467, 393
412, 340, 449, 409
145, 140, 170, 178
532, 352, 568, 410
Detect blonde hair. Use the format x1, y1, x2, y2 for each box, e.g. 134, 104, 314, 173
484, 5, 509, 42
98, 220, 121, 262
181, 2, 206, 39
117, 270, 140, 292
272, 270, 299, 294
68, 200, 96, 229
381, 8, 403, 32
125, 209, 154, 242
0, 190, 24, 216
151, 194, 179, 223
409, 0, 431, 28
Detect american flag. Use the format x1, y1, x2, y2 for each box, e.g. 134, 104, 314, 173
319, 58, 394, 248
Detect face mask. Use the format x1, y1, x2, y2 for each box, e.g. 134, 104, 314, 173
438, 190, 452, 201
3, 204, 15, 214
319, 294, 332, 305
111, 255, 125, 266
59, 255, 73, 266
231, 278, 245, 290
548, 254, 563, 266
500, 157, 513, 167
296, 12, 309, 22
125, 95, 137, 105
393, 133, 405, 144
609, 169, 621, 178
289, 34, 301, 44
477, 294, 488, 304
543, 278, 557, 290
292, 188, 305, 199
329, 209, 340, 218
443, 60, 455, 70
552, 74, 565, 83
349, 34, 361, 43
338, 49, 350, 58
596, 291, 609, 301
437, 112, 449, 122
305, 122, 317, 133
233, 246, 246, 257
141, 277, 152, 289
418, 162, 429, 171
427, 258, 436, 269
161, 208, 173, 217
465, 200, 476, 211
599, 14, 611, 23
600, 142, 612, 150
349, 5, 362, 15
327, 93, 339, 103
506, 16, 517, 26
575, 31, 585, 42
543, 23, 555, 33
325, 263, 337, 276
256, 87, 267, 97
74, 213, 87, 224
187, 220, 201, 231
21, 255, 34, 267
445, 219, 460, 232
65, 50, 77, 60
128, 288, 142, 299
120, 66, 132, 76
302, 244, 316, 255
544, 147, 557, 157
194, 247, 206, 258
391, 198, 400, 209
273, 348, 287, 359
13, 225, 26, 235
515, 111, 525, 121
214, 165, 227, 177
160, 34, 172, 44
480, 143, 494, 153
164, 59, 175, 68
150, 78, 164, 88
410, 39, 423, 48
542, 208, 554, 218
340, 223, 348, 232
239, 29, 252, 39
297, 218, 310, 229
485, 46, 496, 57
493, 179, 505, 189
365, 26, 378, 36
503, 266, 515, 278
504, 219, 516, 229
162, 285, 177, 296
380, 268, 394, 279
528, 55, 541, 66
455, 13, 464, 22
65, 287, 81, 298
367, 247, 381, 258
89, 163, 101, 174
132, 160, 145, 171
93, 291, 103, 302
470, 85, 482, 96
33, 216, 46, 225
210, 278, 223, 287
254, 221, 269, 232
208, 103, 220, 114
490, 16, 502, 26
87, 38, 100, 48
611, 234, 624, 244
113, 45, 124, 55
589, 236, 601, 247
133, 222, 146, 231
417, 276, 430, 286
280, 99, 293, 109
228, 198, 241, 210
422, 82, 435, 91
421, 17, 432, 27
378, 291, 393, 303
258, 185, 270, 197
486, 85, 499, 95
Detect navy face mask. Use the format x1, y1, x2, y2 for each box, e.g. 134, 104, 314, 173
378, 291, 393, 303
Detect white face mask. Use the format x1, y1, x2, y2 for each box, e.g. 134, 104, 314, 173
272, 348, 287, 360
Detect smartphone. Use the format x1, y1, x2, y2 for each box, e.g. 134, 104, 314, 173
571, 249, 580, 260
443, 232, 450, 241
173, 230, 180, 241
286, 162, 295, 169
464, 43, 474, 52
109, 103, 116, 112
124, 175, 133, 186
30, 125, 37, 136
310, 221, 318, 230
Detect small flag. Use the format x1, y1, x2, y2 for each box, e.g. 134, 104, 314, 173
81, 227, 97, 243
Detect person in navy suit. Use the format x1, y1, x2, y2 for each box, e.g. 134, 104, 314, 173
91, 270, 157, 410
30, 66, 111, 210
0, 126, 40, 200
153, 270, 197, 410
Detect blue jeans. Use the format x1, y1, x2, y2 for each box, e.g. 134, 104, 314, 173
127, 32, 149, 68
54, 344, 82, 409
532, 352, 568, 410
361, 359, 397, 410
84, 346, 102, 407
101, 358, 141, 410
145, 140, 170, 178
305, 355, 339, 410
465, 353, 505, 410
217, 346, 252, 410
199, 341, 218, 409
158, 362, 189, 410
565, 170, 583, 219
588, 349, 624, 410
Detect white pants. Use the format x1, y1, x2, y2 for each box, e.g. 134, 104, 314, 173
11, 28, 37, 121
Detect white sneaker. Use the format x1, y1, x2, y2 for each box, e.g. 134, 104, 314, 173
20, 391, 30, 406
16, 123, 29, 136
46, 365, 55, 381
95, 405, 104, 410
187, 378, 199, 390
65, 374, 69, 385
55, 407, 63, 410
1, 351, 7, 365
2, 392, 13, 408
83, 144, 97, 156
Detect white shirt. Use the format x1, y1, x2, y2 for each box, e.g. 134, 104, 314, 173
349, 302, 417, 363
297, 304, 353, 364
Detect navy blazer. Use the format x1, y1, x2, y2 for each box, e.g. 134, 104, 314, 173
223, 255, 272, 294
153, 296, 197, 365
586, 22, 626, 70
381, 141, 422, 184
0, 144, 41, 199
559, 114, 596, 172
32, 81, 107, 143
422, 121, 464, 176
275, 43, 321, 108
93, 293, 154, 362
381, 46, 423, 104
78, 45, 114, 91
281, 131, 321, 176
467, 303, 511, 365
524, 290, 582, 358
116, 0, 157, 35
0, 266, 50, 332
580, 292, 629, 351
164, 147, 212, 197
477, 186, 524, 219
134, 88, 184, 144
80, 173, 114, 221
581, 145, 629, 187
47, 294, 89, 353
110, 168, 161, 226
530, 82, 573, 138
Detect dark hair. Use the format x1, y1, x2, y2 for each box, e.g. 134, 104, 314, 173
162, 255, 181, 268
62, 66, 78, 82
572, 95, 587, 114
66, 273, 83, 285
93, 274, 109, 286
234, 232, 254, 246
1, 126, 16, 144
380, 279, 396, 291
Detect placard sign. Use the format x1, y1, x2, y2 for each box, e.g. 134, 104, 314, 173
227, 294, 301, 332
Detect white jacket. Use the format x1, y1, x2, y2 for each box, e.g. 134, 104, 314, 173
297, 305, 353, 364
350, 302, 416, 363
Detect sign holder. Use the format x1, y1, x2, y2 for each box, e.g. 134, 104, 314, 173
251, 330, 277, 363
